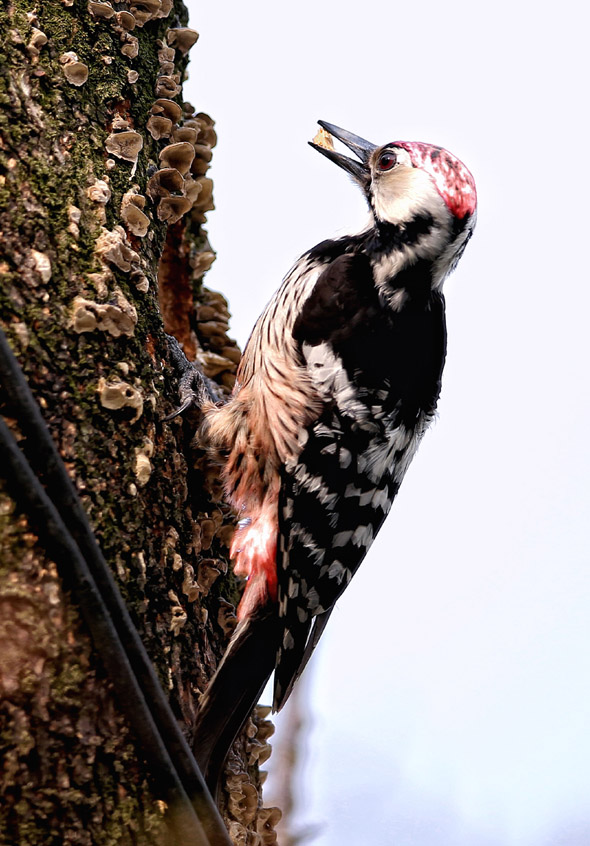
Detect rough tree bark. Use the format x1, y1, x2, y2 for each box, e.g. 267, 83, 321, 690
0, 2, 279, 844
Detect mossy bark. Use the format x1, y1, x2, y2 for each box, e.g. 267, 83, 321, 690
0, 2, 277, 844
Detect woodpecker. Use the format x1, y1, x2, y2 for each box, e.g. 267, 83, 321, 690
193, 121, 476, 789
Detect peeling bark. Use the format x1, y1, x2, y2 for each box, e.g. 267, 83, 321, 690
0, 2, 278, 843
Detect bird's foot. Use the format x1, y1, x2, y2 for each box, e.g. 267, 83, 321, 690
163, 334, 221, 420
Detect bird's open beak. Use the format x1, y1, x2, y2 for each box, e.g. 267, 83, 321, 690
309, 121, 377, 186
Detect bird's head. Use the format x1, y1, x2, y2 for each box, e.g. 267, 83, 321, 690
310, 121, 477, 267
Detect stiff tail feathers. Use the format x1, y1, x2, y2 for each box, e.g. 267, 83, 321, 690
272, 608, 333, 712
192, 606, 281, 796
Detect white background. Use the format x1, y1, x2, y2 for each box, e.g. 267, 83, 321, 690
185, 3, 590, 844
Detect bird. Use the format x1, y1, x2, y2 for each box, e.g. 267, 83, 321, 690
192, 120, 477, 790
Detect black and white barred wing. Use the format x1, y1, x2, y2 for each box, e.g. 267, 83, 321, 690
272, 253, 399, 708
271, 252, 447, 709
273, 401, 401, 709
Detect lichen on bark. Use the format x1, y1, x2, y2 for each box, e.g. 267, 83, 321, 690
0, 2, 278, 843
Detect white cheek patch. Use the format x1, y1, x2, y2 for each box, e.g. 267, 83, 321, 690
372, 168, 447, 228
370, 168, 457, 296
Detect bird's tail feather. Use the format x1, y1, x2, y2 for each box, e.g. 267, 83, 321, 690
192, 605, 281, 796
272, 608, 333, 711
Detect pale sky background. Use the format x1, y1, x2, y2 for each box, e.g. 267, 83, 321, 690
184, 2, 590, 844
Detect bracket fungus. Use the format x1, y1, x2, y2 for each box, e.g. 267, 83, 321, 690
197, 349, 234, 379
181, 564, 200, 602
72, 289, 137, 338
130, 0, 162, 26
172, 126, 199, 146
158, 45, 175, 64
157, 195, 192, 225
194, 112, 217, 147
198, 518, 216, 551
155, 75, 181, 98
134, 439, 154, 485
159, 59, 175, 76
158, 141, 194, 174
226, 773, 259, 829
147, 114, 173, 140
190, 143, 213, 177
117, 10, 136, 29
121, 190, 150, 237
27, 27, 47, 57
121, 35, 139, 58
130, 267, 149, 294
112, 115, 130, 130
88, 1, 116, 18
95, 226, 140, 272
217, 600, 238, 636
169, 603, 188, 635
183, 178, 202, 204
256, 807, 282, 845
60, 52, 89, 86
87, 178, 111, 205
146, 167, 185, 200
195, 558, 224, 597
191, 177, 214, 223
191, 251, 217, 280
215, 523, 235, 548
122, 188, 146, 208
151, 98, 183, 123
166, 27, 199, 54
98, 378, 144, 423
122, 204, 150, 236
105, 129, 143, 165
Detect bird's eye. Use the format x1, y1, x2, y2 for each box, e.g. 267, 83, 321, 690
377, 150, 397, 171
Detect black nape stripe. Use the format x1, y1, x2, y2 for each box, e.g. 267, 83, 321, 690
374, 213, 435, 251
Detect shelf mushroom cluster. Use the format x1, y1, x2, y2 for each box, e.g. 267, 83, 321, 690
147, 101, 216, 226
87, 1, 212, 232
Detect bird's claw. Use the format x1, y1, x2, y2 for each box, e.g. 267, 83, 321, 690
164, 334, 221, 421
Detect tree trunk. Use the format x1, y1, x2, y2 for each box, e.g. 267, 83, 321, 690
0, 2, 278, 843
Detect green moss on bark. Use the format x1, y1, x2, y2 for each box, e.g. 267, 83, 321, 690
0, 1, 238, 843
0, 2, 277, 842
